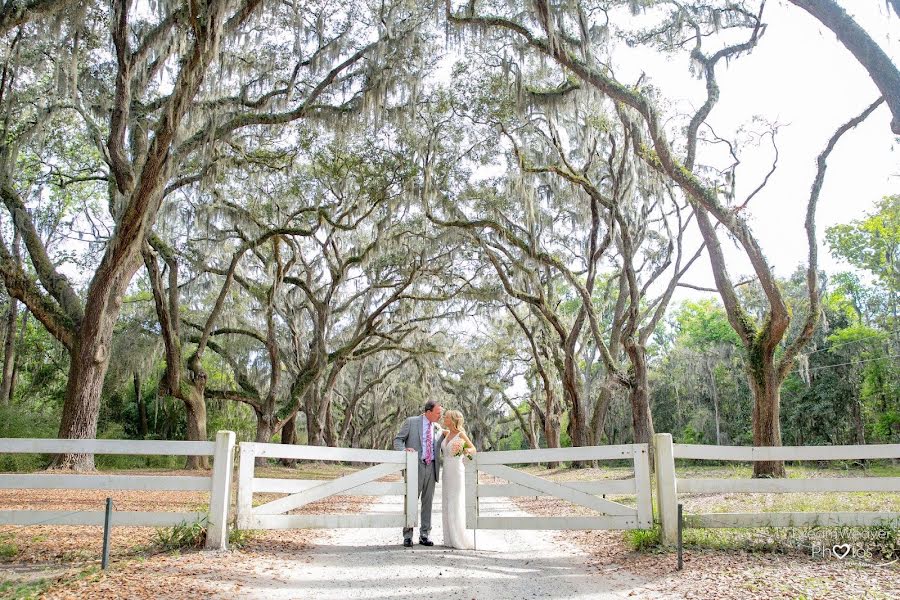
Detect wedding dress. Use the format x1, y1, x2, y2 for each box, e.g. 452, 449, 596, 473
441, 434, 475, 549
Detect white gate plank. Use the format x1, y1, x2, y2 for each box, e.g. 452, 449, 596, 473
236, 443, 256, 530
477, 480, 636, 497
253, 479, 405, 495
242, 443, 405, 462
477, 445, 636, 464
479, 463, 635, 516
0, 474, 210, 491
405, 451, 417, 529
686, 512, 900, 528
476, 516, 638, 530
673, 443, 900, 461
0, 510, 206, 527
465, 459, 477, 529
678, 477, 900, 494
250, 513, 406, 529
255, 462, 403, 515
0, 438, 214, 456
632, 444, 653, 528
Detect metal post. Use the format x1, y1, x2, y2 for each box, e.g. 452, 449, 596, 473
677, 503, 683, 571
101, 497, 113, 569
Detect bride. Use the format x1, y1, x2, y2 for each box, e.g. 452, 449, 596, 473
440, 409, 476, 549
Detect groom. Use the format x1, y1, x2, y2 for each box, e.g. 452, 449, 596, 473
394, 400, 443, 547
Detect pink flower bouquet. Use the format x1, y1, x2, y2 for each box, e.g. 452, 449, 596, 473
450, 437, 474, 460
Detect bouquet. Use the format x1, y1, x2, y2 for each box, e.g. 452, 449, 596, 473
450, 437, 475, 460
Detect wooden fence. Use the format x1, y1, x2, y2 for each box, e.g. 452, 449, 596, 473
0, 431, 235, 550
466, 444, 653, 530
654, 433, 900, 544
235, 442, 418, 530
5, 431, 898, 550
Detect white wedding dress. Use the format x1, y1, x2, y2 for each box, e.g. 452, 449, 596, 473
441, 434, 475, 549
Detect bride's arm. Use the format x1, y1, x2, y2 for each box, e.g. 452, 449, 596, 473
460, 431, 477, 454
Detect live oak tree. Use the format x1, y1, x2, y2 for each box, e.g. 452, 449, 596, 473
0, 0, 431, 468
178, 132, 464, 458
447, 0, 883, 475
422, 57, 701, 446
0, 0, 253, 469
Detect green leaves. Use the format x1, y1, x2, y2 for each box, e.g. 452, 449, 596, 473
674, 299, 741, 350
826, 195, 899, 296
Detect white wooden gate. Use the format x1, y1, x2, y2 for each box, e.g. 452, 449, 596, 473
0, 431, 235, 549
236, 442, 418, 530
466, 444, 653, 530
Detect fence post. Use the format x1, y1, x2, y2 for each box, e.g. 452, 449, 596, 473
206, 430, 236, 550
405, 451, 418, 529
465, 455, 477, 530
654, 433, 678, 545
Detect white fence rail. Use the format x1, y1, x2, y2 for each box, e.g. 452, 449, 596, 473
9, 433, 895, 549
235, 442, 417, 530
467, 444, 653, 530
0, 431, 235, 550
653, 433, 900, 544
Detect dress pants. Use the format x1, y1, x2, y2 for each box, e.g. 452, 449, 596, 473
403, 459, 436, 541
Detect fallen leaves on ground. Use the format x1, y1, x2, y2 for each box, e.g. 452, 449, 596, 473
1, 467, 375, 599
512, 472, 900, 600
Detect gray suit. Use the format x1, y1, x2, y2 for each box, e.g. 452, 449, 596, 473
394, 415, 443, 541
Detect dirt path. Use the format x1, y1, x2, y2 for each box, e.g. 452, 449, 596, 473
200, 490, 671, 600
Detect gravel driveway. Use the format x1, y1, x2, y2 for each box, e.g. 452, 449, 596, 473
211, 490, 671, 600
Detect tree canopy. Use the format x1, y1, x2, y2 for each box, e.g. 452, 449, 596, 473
0, 0, 896, 475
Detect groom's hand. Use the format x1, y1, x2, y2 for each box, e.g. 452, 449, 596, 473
405, 448, 416, 452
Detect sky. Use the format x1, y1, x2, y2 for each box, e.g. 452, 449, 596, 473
621, 0, 899, 299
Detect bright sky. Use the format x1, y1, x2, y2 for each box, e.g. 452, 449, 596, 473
634, 0, 899, 297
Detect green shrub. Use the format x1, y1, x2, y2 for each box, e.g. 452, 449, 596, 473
228, 527, 255, 549
0, 540, 18, 558
153, 519, 207, 552
624, 526, 662, 551
0, 404, 58, 472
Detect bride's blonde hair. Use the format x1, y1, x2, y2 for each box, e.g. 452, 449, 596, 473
445, 409, 464, 431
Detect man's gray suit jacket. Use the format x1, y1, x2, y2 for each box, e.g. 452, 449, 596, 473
393, 416, 443, 482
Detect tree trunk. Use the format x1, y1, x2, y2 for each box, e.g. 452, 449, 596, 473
590, 382, 614, 445
307, 416, 327, 446
625, 344, 654, 445
338, 405, 355, 446
0, 295, 17, 405
0, 227, 21, 406
528, 410, 541, 450
562, 355, 589, 467
324, 399, 337, 447
134, 371, 148, 438
184, 385, 209, 469
304, 401, 327, 446
545, 408, 561, 470
54, 326, 118, 469
850, 398, 866, 446
748, 359, 786, 478
705, 357, 722, 445
520, 409, 538, 450
52, 229, 152, 469
280, 412, 298, 467
254, 410, 278, 467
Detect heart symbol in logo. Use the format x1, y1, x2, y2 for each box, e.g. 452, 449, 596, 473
832, 544, 851, 559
